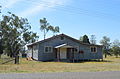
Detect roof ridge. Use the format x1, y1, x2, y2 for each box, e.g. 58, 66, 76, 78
27, 33, 103, 47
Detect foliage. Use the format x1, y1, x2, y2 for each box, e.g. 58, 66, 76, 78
110, 40, 120, 57
40, 18, 49, 39
100, 36, 110, 58
40, 18, 60, 39
0, 12, 39, 63
0, 6, 3, 58
23, 31, 39, 43
82, 35, 90, 44
79, 36, 83, 41
79, 35, 90, 44
90, 35, 96, 44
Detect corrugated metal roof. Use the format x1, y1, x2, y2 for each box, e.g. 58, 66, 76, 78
27, 33, 103, 47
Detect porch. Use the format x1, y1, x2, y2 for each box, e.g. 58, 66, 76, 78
54, 44, 77, 62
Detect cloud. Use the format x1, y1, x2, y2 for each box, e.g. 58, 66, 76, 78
18, 0, 70, 17
2, 0, 22, 9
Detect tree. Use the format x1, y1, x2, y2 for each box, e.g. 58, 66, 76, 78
40, 18, 60, 39
23, 31, 39, 43
40, 18, 50, 39
111, 40, 120, 57
79, 36, 83, 41
53, 26, 60, 35
100, 36, 110, 58
0, 12, 39, 64
0, 6, 3, 58
82, 35, 90, 44
90, 35, 96, 44
48, 26, 60, 35
0, 39, 3, 58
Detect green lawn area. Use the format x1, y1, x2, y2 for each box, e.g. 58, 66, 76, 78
0, 56, 120, 73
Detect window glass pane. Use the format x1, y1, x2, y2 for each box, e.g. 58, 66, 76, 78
49, 47, 51, 52
90, 46, 97, 53
45, 47, 48, 52
91, 47, 93, 52
45, 46, 52, 53
94, 47, 96, 52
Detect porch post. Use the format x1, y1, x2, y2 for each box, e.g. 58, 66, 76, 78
32, 46, 33, 59
57, 48, 60, 62
72, 48, 75, 63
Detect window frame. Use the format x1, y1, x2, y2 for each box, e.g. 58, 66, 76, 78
44, 46, 53, 53
74, 46, 79, 53
90, 46, 97, 53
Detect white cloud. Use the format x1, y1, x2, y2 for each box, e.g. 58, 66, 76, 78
2, 0, 22, 9
18, 0, 70, 17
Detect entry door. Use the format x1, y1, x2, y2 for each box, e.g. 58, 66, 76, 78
60, 48, 67, 59
67, 48, 73, 59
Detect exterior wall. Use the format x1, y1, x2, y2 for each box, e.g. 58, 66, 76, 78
65, 37, 103, 60
27, 44, 39, 60
27, 47, 32, 57
37, 35, 103, 61
32, 44, 39, 60
38, 36, 67, 61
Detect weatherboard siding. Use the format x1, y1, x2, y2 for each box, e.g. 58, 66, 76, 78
28, 34, 103, 61
37, 35, 102, 61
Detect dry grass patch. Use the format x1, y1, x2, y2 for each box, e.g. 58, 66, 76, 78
0, 56, 120, 73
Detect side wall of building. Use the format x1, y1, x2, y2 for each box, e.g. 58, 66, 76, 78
37, 35, 103, 61
27, 44, 39, 60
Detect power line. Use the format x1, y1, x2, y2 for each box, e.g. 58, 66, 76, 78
19, 0, 120, 20
2, 0, 120, 21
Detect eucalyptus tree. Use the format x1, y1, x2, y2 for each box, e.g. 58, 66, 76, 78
23, 31, 39, 43
0, 6, 3, 58
40, 18, 60, 39
48, 26, 60, 35
100, 36, 110, 58
54, 26, 60, 35
90, 35, 96, 44
111, 40, 120, 57
79, 36, 83, 41
40, 18, 50, 39
0, 12, 39, 64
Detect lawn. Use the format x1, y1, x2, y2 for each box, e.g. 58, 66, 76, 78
0, 56, 120, 73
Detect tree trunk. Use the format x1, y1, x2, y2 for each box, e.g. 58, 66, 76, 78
116, 55, 118, 58
105, 54, 107, 58
15, 55, 19, 64
0, 54, 1, 59
44, 30, 45, 40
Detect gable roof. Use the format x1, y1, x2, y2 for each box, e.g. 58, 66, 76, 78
27, 34, 103, 47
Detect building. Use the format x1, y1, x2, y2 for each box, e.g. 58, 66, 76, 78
27, 34, 103, 62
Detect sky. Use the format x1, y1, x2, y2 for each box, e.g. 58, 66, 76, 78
0, 0, 120, 44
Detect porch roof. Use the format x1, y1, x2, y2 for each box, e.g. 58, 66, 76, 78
55, 44, 73, 48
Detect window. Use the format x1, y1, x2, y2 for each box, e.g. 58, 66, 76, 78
44, 46, 52, 53
90, 46, 97, 53
60, 36, 65, 40
74, 46, 79, 53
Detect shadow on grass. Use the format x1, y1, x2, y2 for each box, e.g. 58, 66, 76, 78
0, 58, 15, 64
72, 59, 113, 63
55, 59, 113, 63
40, 59, 113, 63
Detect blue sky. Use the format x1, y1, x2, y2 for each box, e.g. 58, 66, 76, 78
0, 0, 120, 44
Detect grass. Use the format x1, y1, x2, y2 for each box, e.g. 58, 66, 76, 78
0, 56, 120, 73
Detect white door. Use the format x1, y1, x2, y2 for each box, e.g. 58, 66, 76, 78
60, 48, 67, 59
